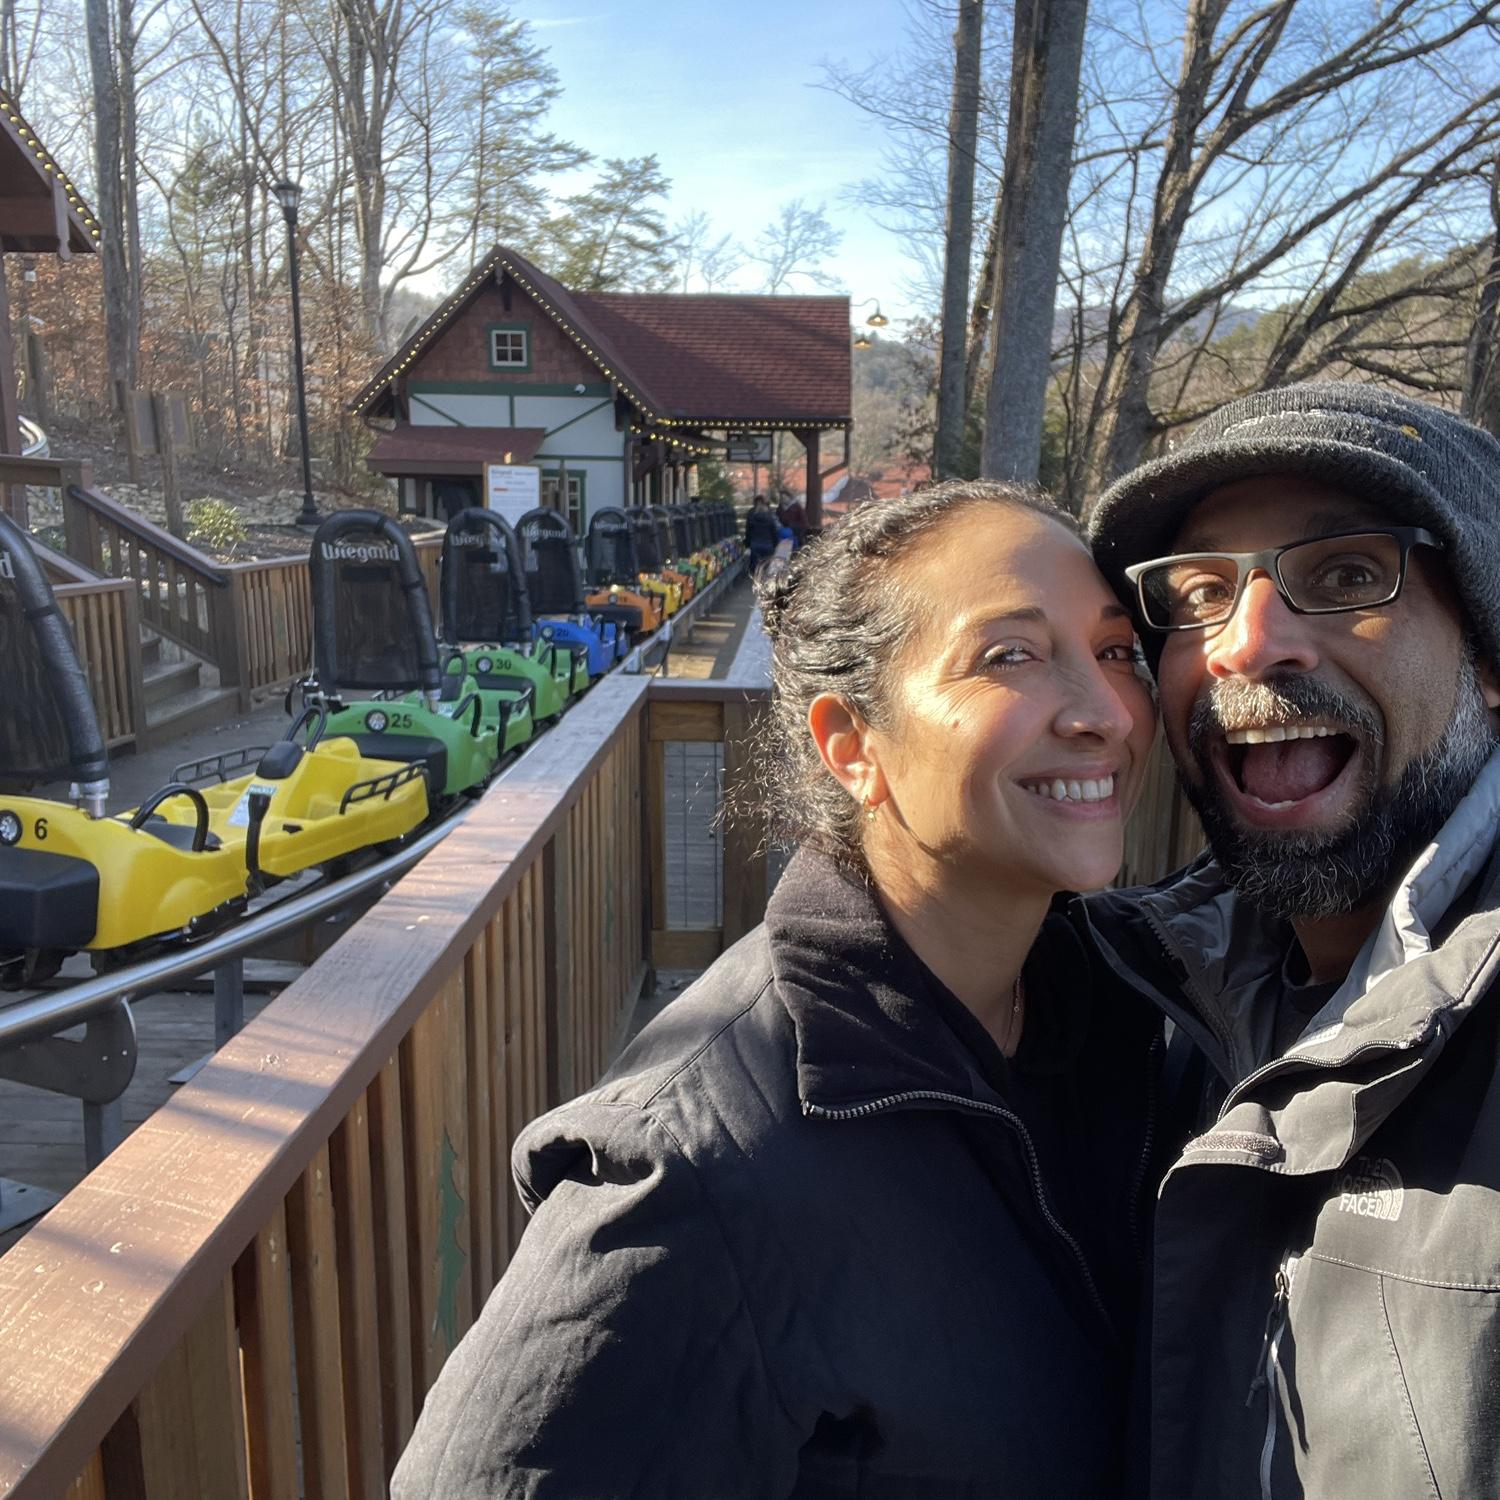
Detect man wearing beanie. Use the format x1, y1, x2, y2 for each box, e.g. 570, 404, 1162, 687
1086, 381, 1500, 1499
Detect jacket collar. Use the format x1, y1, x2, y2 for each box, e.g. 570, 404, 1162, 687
1136, 748, 1500, 1175
764, 848, 995, 1113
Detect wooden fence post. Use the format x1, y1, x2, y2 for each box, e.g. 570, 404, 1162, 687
721, 696, 769, 946
119, 585, 148, 751
544, 833, 576, 1108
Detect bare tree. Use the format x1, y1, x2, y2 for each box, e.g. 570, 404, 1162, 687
673, 210, 744, 292
1079, 0, 1500, 489
934, 0, 982, 479
85, 0, 140, 391
979, 0, 1088, 483
747, 199, 844, 293
1465, 148, 1500, 437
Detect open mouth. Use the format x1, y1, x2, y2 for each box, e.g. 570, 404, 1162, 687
1212, 722, 1363, 826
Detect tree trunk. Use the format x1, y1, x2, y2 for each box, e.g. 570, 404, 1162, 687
1464, 150, 1500, 439
1090, 0, 1245, 485
979, 0, 1089, 485
85, 0, 135, 395
934, 0, 983, 480
119, 0, 141, 386
964, 188, 1004, 417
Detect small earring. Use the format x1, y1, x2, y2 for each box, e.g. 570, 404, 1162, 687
863, 798, 878, 822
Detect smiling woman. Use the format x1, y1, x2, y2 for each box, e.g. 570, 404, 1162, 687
392, 480, 1170, 1500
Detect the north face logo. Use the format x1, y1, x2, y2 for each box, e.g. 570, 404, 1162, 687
1336, 1156, 1404, 1222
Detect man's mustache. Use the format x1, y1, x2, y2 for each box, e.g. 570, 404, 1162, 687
1187, 674, 1384, 757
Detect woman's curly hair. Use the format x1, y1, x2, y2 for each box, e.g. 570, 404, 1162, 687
751, 478, 1078, 873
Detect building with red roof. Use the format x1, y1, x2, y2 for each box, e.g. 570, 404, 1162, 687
352, 245, 851, 533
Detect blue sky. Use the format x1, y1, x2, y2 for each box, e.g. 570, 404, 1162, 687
510, 0, 923, 322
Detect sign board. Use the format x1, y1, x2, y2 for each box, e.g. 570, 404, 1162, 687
125, 390, 194, 456
726, 433, 773, 464
484, 463, 541, 528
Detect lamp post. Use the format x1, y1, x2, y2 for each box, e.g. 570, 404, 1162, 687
272, 178, 319, 528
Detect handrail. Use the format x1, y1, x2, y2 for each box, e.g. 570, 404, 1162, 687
0, 455, 92, 489
0, 798, 479, 1052
66, 484, 229, 583
61, 482, 237, 683
32, 540, 101, 586
0, 673, 653, 1498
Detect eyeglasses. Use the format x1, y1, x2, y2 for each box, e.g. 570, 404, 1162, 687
1124, 527, 1443, 633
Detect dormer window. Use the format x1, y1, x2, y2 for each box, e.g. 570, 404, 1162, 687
488, 324, 530, 370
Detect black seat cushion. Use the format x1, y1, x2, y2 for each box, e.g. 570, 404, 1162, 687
346, 733, 448, 792
591, 603, 643, 632
256, 741, 305, 780
137, 816, 224, 852
470, 671, 532, 698
0, 846, 99, 948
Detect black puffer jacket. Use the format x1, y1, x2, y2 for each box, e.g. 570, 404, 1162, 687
392, 850, 1164, 1498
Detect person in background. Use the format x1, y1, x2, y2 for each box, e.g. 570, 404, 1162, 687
1087, 381, 1500, 1498
744, 492, 779, 568
391, 479, 1166, 1497
780, 494, 808, 546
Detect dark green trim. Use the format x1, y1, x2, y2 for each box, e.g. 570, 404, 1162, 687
410, 380, 613, 398
542, 467, 588, 533
410, 392, 462, 424
544, 398, 614, 439
533, 452, 625, 463
485, 321, 533, 373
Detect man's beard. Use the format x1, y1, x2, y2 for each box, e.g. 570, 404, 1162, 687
1181, 656, 1499, 920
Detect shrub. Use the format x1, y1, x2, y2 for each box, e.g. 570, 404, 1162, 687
186, 498, 248, 557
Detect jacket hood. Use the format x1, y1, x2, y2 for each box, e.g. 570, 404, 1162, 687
1091, 747, 1500, 1175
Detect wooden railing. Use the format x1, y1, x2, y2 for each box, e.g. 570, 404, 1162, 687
1118, 737, 1206, 888
59, 482, 238, 679
225, 535, 443, 698
0, 587, 1207, 1500
53, 579, 146, 751
0, 671, 668, 1499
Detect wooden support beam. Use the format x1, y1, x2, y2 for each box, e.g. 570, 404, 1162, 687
0, 257, 25, 525
798, 428, 822, 532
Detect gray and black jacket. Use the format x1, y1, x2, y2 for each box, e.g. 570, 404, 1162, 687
1087, 749, 1500, 1500
392, 848, 1163, 1498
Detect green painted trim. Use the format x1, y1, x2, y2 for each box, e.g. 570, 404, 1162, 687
409, 380, 613, 397
485, 321, 533, 373
542, 467, 588, 534
544, 398, 613, 439
508, 393, 515, 425
531, 452, 625, 463
410, 392, 463, 425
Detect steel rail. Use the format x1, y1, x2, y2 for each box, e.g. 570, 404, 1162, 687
0, 801, 472, 1050
0, 553, 745, 1054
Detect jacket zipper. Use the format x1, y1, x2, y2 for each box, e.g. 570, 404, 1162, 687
804, 1088, 1112, 1333
1127, 1030, 1163, 1264
1244, 1253, 1298, 1500
1215, 1035, 1425, 1127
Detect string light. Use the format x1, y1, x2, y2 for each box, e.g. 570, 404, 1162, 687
349, 247, 850, 442
0, 86, 101, 242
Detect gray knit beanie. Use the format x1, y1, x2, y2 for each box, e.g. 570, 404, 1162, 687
1089, 381, 1500, 670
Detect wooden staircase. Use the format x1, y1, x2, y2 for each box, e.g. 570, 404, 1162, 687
138, 627, 238, 741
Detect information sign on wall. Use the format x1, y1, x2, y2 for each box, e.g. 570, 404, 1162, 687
485, 463, 541, 527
